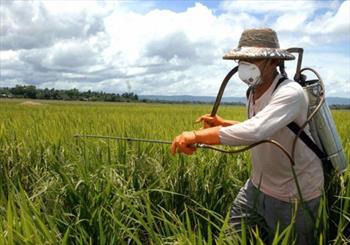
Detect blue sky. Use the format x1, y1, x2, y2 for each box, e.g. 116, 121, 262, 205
1, 0, 349, 98
150, 0, 221, 13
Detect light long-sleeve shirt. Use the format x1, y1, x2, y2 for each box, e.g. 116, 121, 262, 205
219, 74, 324, 202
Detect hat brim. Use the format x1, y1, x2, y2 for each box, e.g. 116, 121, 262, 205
223, 47, 295, 60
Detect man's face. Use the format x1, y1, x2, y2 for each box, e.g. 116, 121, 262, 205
238, 59, 269, 75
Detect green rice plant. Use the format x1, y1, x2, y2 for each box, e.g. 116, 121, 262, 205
0, 99, 349, 244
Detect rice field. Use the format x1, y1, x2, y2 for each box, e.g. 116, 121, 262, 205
0, 99, 349, 244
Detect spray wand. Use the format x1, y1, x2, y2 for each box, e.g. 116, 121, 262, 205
73, 134, 295, 165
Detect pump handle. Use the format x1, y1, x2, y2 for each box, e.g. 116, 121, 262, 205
286, 48, 304, 83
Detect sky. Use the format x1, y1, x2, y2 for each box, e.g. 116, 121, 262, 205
0, 0, 349, 98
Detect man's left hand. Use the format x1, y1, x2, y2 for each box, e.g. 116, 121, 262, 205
171, 127, 221, 155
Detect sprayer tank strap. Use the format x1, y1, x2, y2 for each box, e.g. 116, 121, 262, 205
273, 77, 327, 160
246, 76, 326, 161
285, 122, 326, 160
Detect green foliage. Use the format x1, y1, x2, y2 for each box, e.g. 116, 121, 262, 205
0, 85, 139, 102
0, 100, 349, 244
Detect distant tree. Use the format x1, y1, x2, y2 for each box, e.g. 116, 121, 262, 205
0, 85, 139, 102
10, 85, 26, 96
24, 85, 37, 99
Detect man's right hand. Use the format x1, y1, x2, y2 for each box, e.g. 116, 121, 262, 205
195, 114, 240, 128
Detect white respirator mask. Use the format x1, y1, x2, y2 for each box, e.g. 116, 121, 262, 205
238, 61, 262, 87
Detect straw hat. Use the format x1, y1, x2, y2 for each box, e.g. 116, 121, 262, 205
223, 28, 295, 60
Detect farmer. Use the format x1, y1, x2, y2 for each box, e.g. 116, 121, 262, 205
171, 28, 324, 244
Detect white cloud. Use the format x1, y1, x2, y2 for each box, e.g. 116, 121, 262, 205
302, 51, 350, 98
0, 0, 349, 98
219, 0, 338, 14
0, 0, 109, 50
272, 13, 309, 32
305, 0, 350, 37
220, 0, 349, 46
220, 0, 307, 15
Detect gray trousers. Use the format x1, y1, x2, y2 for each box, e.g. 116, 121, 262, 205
229, 179, 320, 244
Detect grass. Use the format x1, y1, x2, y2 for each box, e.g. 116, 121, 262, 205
0, 99, 349, 244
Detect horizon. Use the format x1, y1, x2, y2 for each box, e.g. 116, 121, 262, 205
1, 0, 349, 98
1, 84, 349, 100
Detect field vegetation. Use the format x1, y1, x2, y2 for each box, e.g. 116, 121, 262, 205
0, 85, 138, 102
0, 99, 349, 244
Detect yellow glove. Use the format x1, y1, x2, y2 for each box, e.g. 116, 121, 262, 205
171, 127, 221, 155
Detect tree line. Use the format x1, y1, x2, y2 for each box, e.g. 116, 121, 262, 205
0, 85, 139, 102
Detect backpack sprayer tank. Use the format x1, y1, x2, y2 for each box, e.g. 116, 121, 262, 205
301, 72, 348, 173
285, 48, 348, 173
